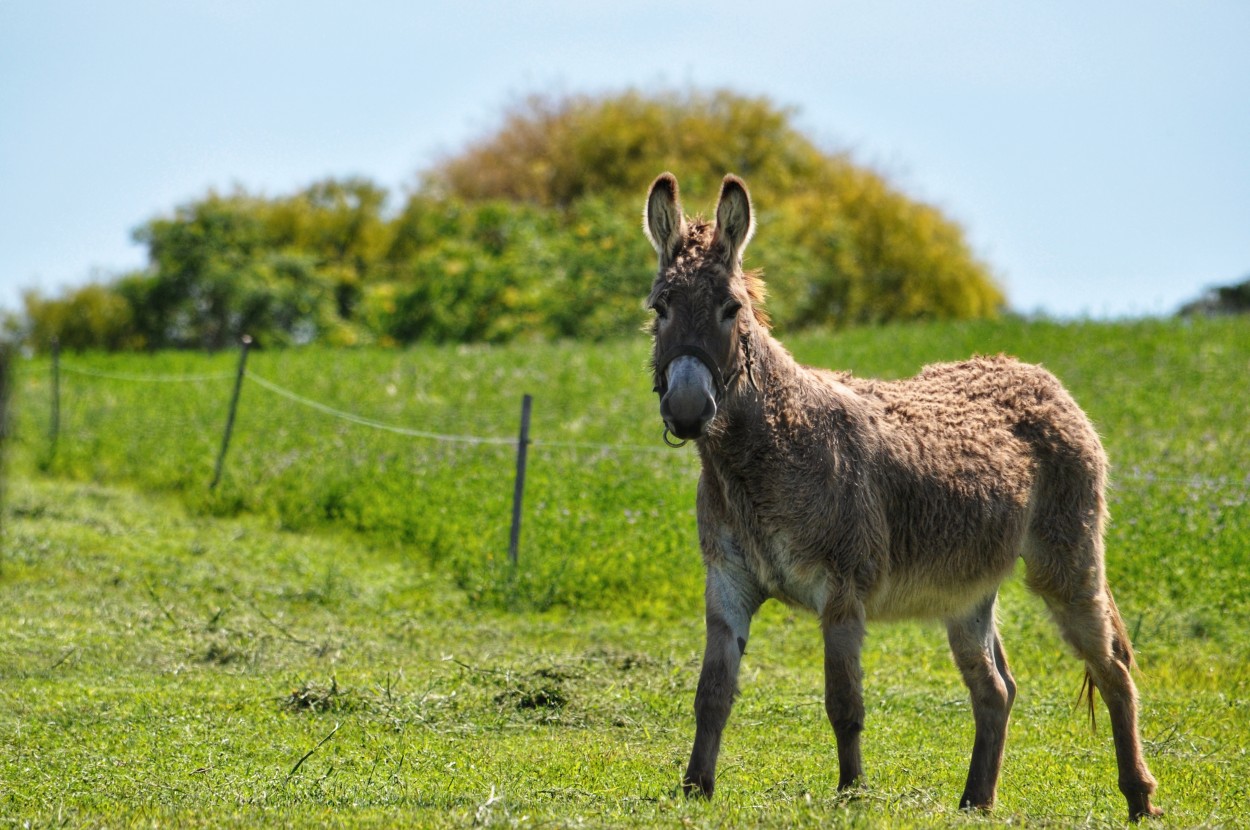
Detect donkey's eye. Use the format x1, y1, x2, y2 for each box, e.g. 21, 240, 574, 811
722, 300, 743, 321
652, 301, 669, 319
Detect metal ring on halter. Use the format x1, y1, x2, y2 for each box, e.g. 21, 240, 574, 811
662, 427, 689, 448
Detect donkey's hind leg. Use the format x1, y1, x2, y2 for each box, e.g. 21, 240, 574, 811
946, 592, 1016, 812
1027, 542, 1161, 821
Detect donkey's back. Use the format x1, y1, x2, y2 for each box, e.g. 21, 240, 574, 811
838, 354, 1111, 621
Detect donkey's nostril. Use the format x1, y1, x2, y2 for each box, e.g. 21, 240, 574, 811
701, 395, 716, 421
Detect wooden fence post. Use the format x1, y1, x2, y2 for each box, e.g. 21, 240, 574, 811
211, 335, 252, 489
508, 393, 533, 566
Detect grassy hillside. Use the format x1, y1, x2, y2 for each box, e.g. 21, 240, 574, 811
2, 317, 1248, 826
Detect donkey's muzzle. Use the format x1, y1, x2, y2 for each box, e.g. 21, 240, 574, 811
660, 355, 717, 440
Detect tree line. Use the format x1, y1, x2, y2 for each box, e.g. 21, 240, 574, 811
13, 89, 1006, 352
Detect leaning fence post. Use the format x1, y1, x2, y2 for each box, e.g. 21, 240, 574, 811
49, 338, 61, 457
211, 335, 252, 489
508, 393, 533, 566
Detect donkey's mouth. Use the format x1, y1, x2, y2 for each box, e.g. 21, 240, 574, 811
664, 415, 712, 442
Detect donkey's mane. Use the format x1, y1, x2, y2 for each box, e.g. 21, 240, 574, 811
739, 269, 770, 329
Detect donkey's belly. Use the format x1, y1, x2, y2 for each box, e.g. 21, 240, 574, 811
747, 529, 1016, 621
746, 532, 1012, 620
862, 560, 1015, 621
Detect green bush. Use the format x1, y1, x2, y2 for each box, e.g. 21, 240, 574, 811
19, 284, 142, 352
425, 89, 829, 207
18, 88, 1004, 351
426, 88, 1003, 329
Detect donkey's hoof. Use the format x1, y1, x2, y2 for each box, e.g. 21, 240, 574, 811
1125, 788, 1163, 822
832, 780, 869, 804
958, 797, 994, 814
681, 775, 714, 800
1129, 803, 1164, 822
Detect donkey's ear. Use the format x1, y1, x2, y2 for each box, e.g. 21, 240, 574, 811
713, 174, 755, 265
644, 172, 686, 267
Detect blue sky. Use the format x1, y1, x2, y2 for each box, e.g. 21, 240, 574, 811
2, 1, 1247, 318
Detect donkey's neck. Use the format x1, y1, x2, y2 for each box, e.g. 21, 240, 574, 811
700, 327, 815, 459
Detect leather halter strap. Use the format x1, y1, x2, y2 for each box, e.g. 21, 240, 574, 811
653, 331, 757, 401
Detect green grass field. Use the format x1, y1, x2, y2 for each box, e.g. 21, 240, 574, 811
2, 317, 1248, 827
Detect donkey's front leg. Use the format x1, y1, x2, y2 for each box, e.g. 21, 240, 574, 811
822, 599, 867, 791
684, 563, 761, 798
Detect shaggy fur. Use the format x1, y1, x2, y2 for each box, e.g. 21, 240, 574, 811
643, 172, 1161, 821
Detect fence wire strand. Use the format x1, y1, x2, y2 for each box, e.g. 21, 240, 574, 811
245, 371, 520, 446
60, 363, 234, 383
532, 437, 674, 454
245, 370, 679, 455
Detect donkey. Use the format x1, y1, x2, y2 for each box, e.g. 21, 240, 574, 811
642, 172, 1161, 821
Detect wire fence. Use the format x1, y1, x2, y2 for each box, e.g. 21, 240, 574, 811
53, 347, 682, 455
37, 340, 1249, 568
49, 347, 1250, 487
45, 339, 695, 565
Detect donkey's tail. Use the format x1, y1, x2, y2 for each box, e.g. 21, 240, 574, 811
1077, 671, 1098, 731
1076, 587, 1137, 732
